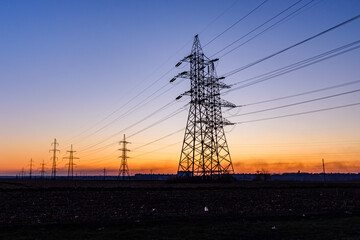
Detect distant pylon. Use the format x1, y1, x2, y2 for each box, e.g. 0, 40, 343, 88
40, 159, 46, 178
118, 134, 130, 180
29, 158, 33, 179
172, 35, 235, 178
50, 138, 60, 179
64, 144, 79, 179
322, 158, 326, 182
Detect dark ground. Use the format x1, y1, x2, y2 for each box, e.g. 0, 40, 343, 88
0, 180, 359, 239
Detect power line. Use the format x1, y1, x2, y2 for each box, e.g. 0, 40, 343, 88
240, 79, 360, 107
217, 0, 316, 58
62, 2, 300, 153
131, 141, 181, 159
223, 39, 360, 93
272, 0, 325, 29
74, 81, 180, 147
132, 128, 184, 152
127, 104, 188, 139
79, 142, 118, 158
235, 102, 360, 124
62, 1, 244, 146
64, 68, 177, 147
222, 13, 360, 77
81, 150, 118, 165
79, 103, 186, 156
62, 7, 360, 165
211, 0, 307, 57
199, 0, 239, 35
227, 88, 360, 118
79, 100, 178, 152
203, 0, 269, 47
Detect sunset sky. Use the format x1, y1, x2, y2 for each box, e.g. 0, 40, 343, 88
1, 0, 359, 176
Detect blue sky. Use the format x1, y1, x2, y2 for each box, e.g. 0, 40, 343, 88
1, 0, 360, 174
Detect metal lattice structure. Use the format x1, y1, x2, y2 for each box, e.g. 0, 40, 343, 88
64, 144, 79, 179
172, 35, 235, 177
118, 134, 130, 179
40, 159, 46, 179
50, 138, 60, 179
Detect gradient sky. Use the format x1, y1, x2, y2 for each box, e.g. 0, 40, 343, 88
1, 0, 360, 176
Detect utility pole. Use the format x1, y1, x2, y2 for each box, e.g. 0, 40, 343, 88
29, 158, 33, 179
64, 144, 79, 179
172, 35, 235, 178
322, 158, 326, 182
103, 168, 106, 180
21, 167, 25, 179
118, 134, 130, 180
50, 138, 60, 179
40, 159, 46, 179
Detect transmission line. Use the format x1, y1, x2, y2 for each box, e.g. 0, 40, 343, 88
223, 39, 360, 94
218, 0, 317, 58
62, 0, 245, 146
127, 104, 188, 139
62, 2, 304, 152
235, 102, 360, 124
79, 100, 177, 151
79, 102, 186, 155
227, 89, 360, 118
211, 0, 307, 57
73, 81, 181, 148
203, 0, 269, 47
236, 79, 360, 107
131, 141, 181, 159
132, 128, 184, 151
79, 142, 118, 158
222, 13, 360, 77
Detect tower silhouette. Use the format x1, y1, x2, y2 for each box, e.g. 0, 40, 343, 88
29, 158, 33, 179
172, 35, 235, 177
64, 144, 79, 179
118, 134, 130, 180
50, 138, 60, 179
40, 159, 46, 178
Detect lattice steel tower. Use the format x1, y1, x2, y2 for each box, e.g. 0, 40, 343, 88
40, 159, 46, 179
64, 144, 79, 179
172, 35, 235, 177
50, 138, 60, 179
118, 134, 130, 179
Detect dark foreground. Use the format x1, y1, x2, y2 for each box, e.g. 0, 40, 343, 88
0, 180, 359, 239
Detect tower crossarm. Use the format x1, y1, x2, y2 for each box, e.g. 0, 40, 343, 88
221, 118, 235, 126
220, 99, 236, 108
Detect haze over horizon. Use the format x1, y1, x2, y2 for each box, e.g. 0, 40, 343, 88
1, 0, 360, 176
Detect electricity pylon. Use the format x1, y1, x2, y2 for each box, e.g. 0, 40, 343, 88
50, 138, 60, 179
118, 134, 130, 180
171, 35, 235, 178
322, 158, 326, 182
40, 159, 46, 178
29, 158, 33, 179
64, 144, 79, 179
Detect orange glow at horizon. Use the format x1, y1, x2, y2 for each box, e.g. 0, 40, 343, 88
2, 146, 359, 175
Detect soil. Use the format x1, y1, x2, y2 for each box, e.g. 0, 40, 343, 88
0, 180, 359, 239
